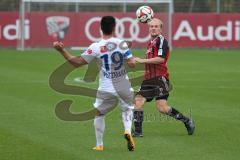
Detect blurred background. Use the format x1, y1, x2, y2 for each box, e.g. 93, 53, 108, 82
1, 0, 240, 12
0, 0, 240, 49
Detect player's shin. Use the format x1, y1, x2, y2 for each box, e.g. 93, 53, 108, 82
167, 107, 190, 123
94, 116, 105, 147
122, 109, 133, 133
133, 109, 144, 134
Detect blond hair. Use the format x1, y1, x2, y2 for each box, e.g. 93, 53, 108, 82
148, 18, 163, 28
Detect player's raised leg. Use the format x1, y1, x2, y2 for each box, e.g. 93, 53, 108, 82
156, 99, 195, 135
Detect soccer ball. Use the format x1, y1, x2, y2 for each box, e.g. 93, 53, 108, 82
136, 6, 154, 23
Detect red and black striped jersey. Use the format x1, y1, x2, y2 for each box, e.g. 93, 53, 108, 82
144, 35, 170, 80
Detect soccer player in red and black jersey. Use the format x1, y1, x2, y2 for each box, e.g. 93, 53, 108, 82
133, 18, 195, 137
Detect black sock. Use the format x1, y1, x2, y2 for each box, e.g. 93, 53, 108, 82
133, 110, 144, 134
167, 107, 190, 123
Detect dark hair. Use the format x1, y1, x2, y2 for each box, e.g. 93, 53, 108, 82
101, 16, 116, 35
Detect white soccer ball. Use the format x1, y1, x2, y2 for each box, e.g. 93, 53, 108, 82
136, 6, 154, 23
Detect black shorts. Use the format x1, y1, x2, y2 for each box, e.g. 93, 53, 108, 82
136, 76, 171, 102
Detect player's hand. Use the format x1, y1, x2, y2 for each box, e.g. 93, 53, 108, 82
134, 57, 145, 63
127, 57, 136, 68
53, 41, 64, 52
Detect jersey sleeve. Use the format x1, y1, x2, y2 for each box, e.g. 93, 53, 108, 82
120, 40, 133, 59
157, 37, 168, 58
81, 44, 97, 63
123, 49, 133, 59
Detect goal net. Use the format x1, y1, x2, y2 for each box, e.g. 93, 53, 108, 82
18, 0, 173, 50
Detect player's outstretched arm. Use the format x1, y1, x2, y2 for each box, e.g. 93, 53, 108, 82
53, 41, 88, 67
135, 57, 164, 64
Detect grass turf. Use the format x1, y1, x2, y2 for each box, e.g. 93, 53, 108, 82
0, 48, 240, 160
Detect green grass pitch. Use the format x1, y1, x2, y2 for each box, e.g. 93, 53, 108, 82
0, 48, 240, 160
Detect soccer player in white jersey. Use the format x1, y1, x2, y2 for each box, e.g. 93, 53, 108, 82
53, 16, 136, 151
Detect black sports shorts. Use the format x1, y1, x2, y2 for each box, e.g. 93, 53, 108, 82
136, 76, 171, 102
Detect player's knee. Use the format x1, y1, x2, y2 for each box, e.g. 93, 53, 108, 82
95, 109, 102, 116
157, 103, 169, 113
156, 100, 169, 113
134, 95, 145, 109
135, 101, 143, 109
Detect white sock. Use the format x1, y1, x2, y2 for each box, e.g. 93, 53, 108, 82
122, 109, 133, 134
94, 116, 105, 146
